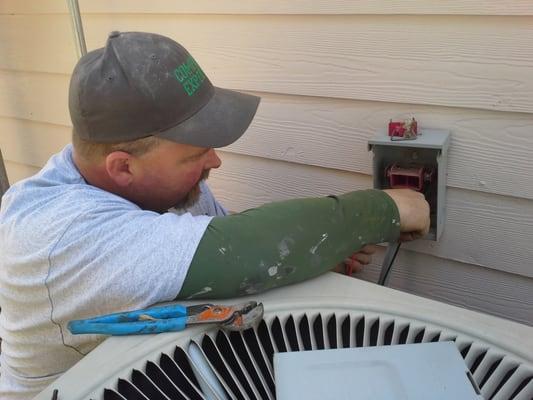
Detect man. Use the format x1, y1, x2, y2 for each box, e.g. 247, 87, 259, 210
0, 32, 429, 399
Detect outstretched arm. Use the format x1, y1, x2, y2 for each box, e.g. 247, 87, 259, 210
178, 189, 427, 299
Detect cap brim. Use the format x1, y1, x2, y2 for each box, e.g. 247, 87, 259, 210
156, 87, 260, 148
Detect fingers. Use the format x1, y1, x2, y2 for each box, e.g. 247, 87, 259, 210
344, 257, 364, 273
333, 254, 371, 275
335, 246, 379, 276
351, 252, 372, 265
359, 244, 378, 255
344, 248, 374, 274
399, 214, 430, 242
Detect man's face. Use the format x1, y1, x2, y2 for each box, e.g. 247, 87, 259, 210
129, 139, 222, 212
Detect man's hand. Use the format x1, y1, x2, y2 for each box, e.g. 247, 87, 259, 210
334, 245, 378, 275
383, 189, 430, 241
334, 189, 428, 276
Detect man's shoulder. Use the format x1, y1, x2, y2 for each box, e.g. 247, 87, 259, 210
0, 148, 141, 254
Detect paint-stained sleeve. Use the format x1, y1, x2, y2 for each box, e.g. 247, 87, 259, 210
178, 189, 400, 299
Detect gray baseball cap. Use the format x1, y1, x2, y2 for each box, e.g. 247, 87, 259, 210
69, 31, 260, 147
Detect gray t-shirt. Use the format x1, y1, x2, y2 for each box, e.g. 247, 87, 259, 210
0, 144, 227, 399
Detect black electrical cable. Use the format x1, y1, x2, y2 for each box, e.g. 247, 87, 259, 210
378, 242, 401, 286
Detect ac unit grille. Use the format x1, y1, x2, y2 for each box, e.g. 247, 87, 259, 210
101, 311, 533, 400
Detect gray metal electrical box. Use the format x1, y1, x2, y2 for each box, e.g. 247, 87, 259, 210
368, 129, 450, 240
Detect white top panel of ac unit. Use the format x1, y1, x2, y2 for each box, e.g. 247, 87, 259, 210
275, 341, 482, 400
34, 273, 533, 400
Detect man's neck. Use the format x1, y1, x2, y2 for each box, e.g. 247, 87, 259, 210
72, 150, 121, 197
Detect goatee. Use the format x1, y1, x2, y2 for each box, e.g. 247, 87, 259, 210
173, 169, 210, 209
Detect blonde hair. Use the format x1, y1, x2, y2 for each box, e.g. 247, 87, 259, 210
72, 130, 162, 161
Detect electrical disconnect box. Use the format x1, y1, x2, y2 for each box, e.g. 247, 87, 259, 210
368, 125, 450, 241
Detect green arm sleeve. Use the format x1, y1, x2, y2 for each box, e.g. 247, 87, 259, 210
178, 189, 400, 299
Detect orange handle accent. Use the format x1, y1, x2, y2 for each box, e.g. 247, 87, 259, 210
196, 306, 234, 323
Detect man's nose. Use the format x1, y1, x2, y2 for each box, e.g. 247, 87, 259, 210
205, 149, 222, 169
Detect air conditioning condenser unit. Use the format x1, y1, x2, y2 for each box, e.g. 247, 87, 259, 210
35, 273, 533, 400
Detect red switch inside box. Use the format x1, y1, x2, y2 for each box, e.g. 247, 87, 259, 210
386, 164, 434, 192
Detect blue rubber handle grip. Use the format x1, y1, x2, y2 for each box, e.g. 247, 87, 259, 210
67, 303, 189, 335
68, 317, 187, 335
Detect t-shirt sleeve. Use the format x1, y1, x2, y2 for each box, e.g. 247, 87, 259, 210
49, 205, 212, 330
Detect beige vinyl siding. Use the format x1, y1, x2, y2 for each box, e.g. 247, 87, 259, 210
357, 249, 533, 326
4, 14, 533, 114
3, 1, 533, 15
4, 160, 39, 185
0, 2, 531, 325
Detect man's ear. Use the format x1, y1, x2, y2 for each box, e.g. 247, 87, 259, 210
105, 151, 134, 187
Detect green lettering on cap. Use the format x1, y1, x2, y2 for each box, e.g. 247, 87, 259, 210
173, 56, 206, 96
